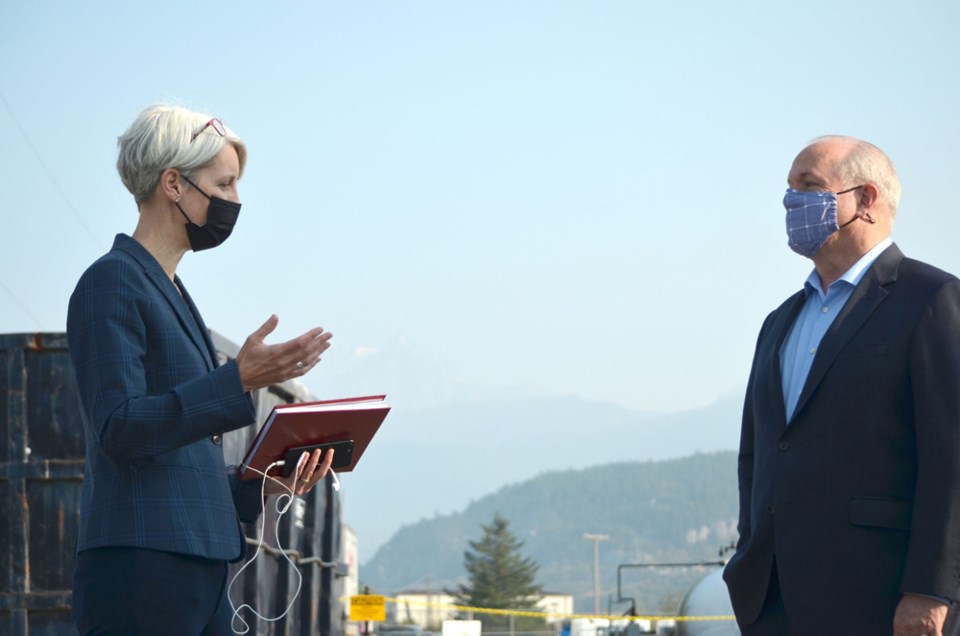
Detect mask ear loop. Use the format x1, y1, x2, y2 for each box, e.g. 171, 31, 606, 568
227, 457, 305, 635
839, 210, 877, 228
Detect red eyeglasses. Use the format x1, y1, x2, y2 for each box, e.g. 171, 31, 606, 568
190, 118, 226, 142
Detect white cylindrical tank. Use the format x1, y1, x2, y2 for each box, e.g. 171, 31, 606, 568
675, 568, 740, 635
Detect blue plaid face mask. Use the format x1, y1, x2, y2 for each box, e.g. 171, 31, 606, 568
783, 186, 863, 258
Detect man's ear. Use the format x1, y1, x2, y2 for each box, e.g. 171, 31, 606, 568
159, 168, 183, 202
856, 183, 880, 224
858, 183, 879, 211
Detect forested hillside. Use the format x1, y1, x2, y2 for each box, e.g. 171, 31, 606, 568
361, 451, 739, 612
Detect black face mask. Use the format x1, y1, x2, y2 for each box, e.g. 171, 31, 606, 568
175, 175, 241, 252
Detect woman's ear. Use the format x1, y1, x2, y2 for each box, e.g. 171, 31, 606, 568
159, 168, 183, 203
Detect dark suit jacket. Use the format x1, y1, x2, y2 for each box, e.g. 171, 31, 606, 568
67, 234, 263, 561
723, 244, 960, 634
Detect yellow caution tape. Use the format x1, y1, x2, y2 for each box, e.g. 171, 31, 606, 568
342, 595, 734, 622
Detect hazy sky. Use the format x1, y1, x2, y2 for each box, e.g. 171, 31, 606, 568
2, 1, 958, 414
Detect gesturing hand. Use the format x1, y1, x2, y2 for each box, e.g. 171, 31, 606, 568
235, 315, 332, 392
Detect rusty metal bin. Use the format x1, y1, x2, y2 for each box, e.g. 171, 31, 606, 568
0, 332, 346, 636
0, 333, 83, 635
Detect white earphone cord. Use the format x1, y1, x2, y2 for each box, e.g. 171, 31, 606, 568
227, 458, 338, 634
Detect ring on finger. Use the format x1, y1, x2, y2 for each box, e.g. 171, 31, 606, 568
295, 361, 304, 371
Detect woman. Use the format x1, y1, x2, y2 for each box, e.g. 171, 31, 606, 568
67, 104, 334, 635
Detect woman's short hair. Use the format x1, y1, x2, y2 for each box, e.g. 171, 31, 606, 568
116, 105, 247, 203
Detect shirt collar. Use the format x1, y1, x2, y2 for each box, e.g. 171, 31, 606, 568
803, 237, 894, 296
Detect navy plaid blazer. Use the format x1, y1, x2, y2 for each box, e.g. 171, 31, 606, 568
67, 234, 263, 561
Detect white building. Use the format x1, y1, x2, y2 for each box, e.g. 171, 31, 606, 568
342, 524, 360, 636
394, 590, 458, 628
393, 589, 574, 630
536, 593, 575, 623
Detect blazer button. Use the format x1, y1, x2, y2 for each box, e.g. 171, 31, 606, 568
766, 504, 775, 514
211, 434, 222, 445
778, 441, 790, 451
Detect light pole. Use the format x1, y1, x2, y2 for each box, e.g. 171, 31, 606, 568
582, 533, 609, 616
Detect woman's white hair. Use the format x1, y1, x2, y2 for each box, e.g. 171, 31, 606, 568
813, 135, 902, 214
116, 104, 247, 203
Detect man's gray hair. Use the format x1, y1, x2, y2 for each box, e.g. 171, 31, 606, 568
814, 135, 902, 214
116, 105, 247, 203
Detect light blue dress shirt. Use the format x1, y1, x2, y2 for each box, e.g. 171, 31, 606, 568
780, 238, 893, 422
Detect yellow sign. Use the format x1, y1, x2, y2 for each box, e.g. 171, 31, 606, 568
350, 595, 386, 622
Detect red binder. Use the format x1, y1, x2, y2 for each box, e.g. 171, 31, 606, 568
237, 394, 389, 480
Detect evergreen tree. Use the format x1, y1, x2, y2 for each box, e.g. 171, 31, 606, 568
456, 513, 544, 631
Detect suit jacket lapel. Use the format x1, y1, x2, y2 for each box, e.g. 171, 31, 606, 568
764, 291, 807, 428
792, 244, 902, 419
113, 235, 215, 371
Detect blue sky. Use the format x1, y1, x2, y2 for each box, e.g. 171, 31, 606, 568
2, 0, 959, 415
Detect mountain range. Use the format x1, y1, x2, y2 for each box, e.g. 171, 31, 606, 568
360, 451, 740, 614
309, 336, 746, 560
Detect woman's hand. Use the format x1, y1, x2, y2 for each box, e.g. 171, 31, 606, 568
264, 447, 335, 497
236, 315, 333, 392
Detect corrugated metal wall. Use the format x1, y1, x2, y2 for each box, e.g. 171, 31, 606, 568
1, 332, 346, 636
0, 333, 81, 635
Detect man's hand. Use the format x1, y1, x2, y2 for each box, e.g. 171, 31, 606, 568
894, 594, 948, 636
236, 315, 332, 392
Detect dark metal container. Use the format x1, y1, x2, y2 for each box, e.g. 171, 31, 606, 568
0, 333, 83, 635
0, 332, 347, 636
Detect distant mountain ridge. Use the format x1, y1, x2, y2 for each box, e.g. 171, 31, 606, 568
312, 335, 745, 556
360, 451, 740, 613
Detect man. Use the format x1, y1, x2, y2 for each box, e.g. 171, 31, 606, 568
723, 136, 960, 636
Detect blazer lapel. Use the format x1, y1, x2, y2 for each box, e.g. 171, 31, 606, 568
175, 278, 219, 370
791, 244, 902, 419
113, 235, 216, 371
